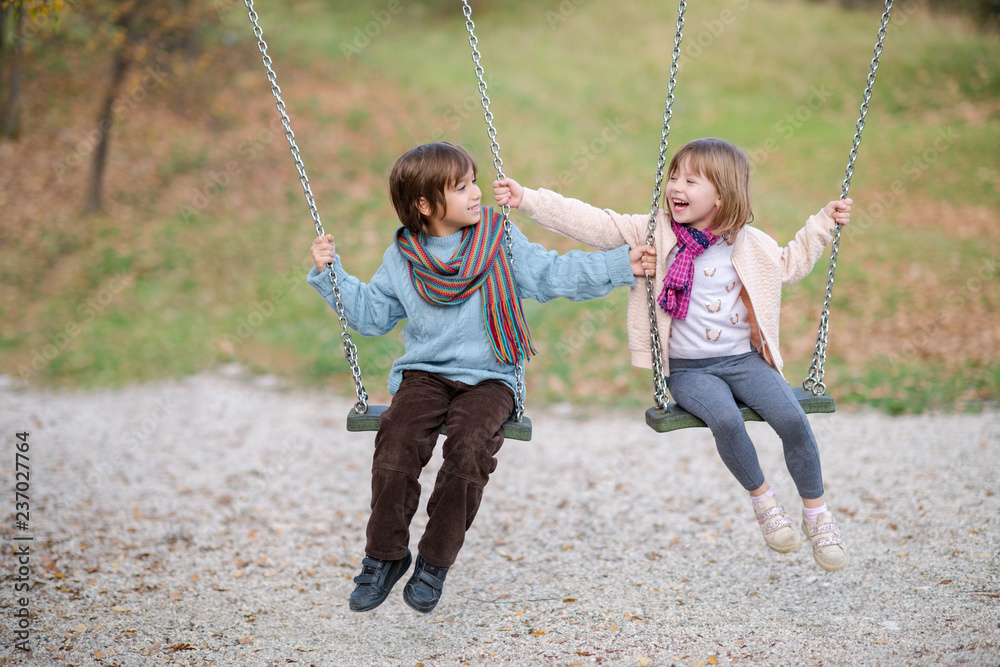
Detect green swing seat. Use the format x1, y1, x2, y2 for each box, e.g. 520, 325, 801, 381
347, 405, 533, 441
645, 387, 836, 433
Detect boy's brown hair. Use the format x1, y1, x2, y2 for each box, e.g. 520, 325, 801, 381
665, 138, 754, 244
390, 142, 478, 234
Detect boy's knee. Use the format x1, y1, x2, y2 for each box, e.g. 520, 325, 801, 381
443, 437, 499, 484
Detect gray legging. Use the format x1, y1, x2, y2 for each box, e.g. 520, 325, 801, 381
667, 350, 824, 500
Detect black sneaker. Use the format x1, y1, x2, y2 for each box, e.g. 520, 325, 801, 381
349, 550, 412, 612
402, 554, 449, 613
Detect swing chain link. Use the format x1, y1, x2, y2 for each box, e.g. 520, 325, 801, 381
804, 0, 893, 396
462, 1, 526, 422
644, 0, 687, 411
244, 0, 369, 414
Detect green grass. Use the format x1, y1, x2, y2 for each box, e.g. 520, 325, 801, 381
4, 0, 998, 415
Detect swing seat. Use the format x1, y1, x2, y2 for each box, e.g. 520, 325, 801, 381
347, 405, 533, 441
645, 387, 835, 433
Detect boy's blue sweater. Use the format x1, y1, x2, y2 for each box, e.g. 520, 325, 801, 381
307, 221, 635, 395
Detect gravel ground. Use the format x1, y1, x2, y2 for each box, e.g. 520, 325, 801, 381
1, 367, 998, 666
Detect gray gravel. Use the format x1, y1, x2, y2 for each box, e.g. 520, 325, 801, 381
1, 367, 998, 666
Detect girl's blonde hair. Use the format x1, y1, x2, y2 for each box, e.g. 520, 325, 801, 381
664, 138, 754, 244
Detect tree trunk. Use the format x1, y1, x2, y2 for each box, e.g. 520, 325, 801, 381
2, 3, 22, 139
0, 3, 8, 130
83, 40, 132, 214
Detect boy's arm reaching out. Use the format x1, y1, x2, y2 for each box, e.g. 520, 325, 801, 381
506, 223, 648, 303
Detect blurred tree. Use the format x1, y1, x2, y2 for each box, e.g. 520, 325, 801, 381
0, 0, 25, 139
0, 0, 67, 139
817, 0, 999, 29
78, 0, 215, 213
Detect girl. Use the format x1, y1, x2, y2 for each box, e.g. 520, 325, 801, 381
494, 138, 851, 571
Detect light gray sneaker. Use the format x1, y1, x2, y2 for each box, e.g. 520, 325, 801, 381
753, 495, 802, 553
802, 511, 847, 571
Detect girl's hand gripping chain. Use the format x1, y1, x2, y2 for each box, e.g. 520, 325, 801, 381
492, 178, 525, 209
823, 198, 853, 226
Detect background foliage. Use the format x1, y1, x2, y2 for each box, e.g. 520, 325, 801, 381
1, 0, 998, 415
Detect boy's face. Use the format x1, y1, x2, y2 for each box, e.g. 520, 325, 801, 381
419, 169, 482, 237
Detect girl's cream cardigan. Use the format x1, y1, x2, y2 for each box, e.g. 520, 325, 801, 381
517, 188, 837, 377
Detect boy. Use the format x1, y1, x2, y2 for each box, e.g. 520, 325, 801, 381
308, 142, 648, 613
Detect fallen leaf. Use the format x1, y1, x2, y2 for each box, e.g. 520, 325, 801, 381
113, 605, 127, 612
239, 636, 255, 645
939, 579, 953, 585
636, 656, 651, 667
94, 651, 104, 659
532, 629, 548, 637
73, 624, 87, 633
562, 598, 576, 603
709, 656, 719, 665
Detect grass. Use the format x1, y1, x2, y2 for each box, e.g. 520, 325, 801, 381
1, 0, 998, 415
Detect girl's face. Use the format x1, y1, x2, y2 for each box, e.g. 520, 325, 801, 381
666, 157, 721, 231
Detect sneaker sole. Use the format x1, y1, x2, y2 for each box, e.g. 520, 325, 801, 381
402, 587, 439, 614
767, 533, 803, 554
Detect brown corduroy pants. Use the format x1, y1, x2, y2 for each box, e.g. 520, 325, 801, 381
364, 370, 514, 568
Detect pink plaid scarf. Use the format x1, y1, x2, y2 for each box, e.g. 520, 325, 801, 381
657, 220, 720, 320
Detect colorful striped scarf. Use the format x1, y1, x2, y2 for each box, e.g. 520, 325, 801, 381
395, 207, 536, 364
658, 220, 720, 320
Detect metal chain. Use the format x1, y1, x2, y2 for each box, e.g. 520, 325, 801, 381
803, 0, 893, 396
462, 1, 526, 422
644, 1, 687, 411
244, 0, 369, 414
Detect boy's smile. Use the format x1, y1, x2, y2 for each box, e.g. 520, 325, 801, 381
420, 169, 482, 237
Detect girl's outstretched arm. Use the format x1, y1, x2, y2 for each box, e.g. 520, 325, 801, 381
778, 198, 852, 285
493, 177, 653, 251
